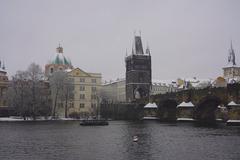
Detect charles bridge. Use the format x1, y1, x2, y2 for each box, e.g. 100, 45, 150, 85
101, 83, 240, 123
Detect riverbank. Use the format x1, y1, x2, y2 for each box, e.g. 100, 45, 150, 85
0, 117, 81, 122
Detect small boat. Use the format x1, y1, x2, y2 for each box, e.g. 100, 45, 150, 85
80, 119, 109, 126
133, 136, 138, 142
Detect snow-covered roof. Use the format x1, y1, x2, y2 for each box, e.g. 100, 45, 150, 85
103, 78, 125, 85
152, 79, 175, 86
144, 102, 158, 109
65, 68, 73, 72
218, 105, 226, 109
228, 101, 239, 106
223, 64, 239, 68
177, 101, 194, 108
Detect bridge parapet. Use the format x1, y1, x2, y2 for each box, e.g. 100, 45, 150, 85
151, 83, 240, 122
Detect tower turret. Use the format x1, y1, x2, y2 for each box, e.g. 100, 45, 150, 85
223, 41, 240, 82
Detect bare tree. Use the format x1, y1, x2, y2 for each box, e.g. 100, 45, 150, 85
49, 71, 73, 118
8, 71, 29, 119
7, 63, 51, 120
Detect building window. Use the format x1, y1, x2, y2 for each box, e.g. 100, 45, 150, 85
69, 78, 74, 83
91, 103, 96, 108
80, 94, 85, 99
80, 103, 85, 108
80, 78, 85, 82
80, 86, 85, 91
91, 79, 96, 83
91, 94, 97, 100
91, 86, 96, 92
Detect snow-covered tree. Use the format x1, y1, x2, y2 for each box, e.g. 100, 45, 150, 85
49, 71, 73, 118
7, 63, 51, 120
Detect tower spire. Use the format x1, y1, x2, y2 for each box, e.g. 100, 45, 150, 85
228, 41, 236, 65
146, 43, 151, 55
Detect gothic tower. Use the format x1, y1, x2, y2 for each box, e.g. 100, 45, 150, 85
125, 34, 152, 102
223, 41, 240, 82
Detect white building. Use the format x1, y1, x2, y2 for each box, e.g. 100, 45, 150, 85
222, 42, 240, 83
151, 79, 178, 95
101, 78, 126, 102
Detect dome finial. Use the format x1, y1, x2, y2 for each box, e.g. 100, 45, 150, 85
56, 44, 63, 53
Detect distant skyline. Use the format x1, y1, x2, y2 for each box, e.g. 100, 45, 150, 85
1, 0, 240, 80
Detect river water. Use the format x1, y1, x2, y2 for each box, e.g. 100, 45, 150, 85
0, 121, 239, 160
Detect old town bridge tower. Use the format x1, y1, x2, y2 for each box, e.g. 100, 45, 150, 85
125, 34, 152, 102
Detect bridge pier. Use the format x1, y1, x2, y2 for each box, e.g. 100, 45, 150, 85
176, 101, 195, 122
227, 101, 240, 126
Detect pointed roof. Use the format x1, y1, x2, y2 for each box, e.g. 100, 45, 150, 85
144, 102, 158, 109
132, 35, 144, 55
68, 67, 91, 77
228, 101, 239, 106
177, 101, 195, 108
227, 41, 236, 66
146, 44, 151, 55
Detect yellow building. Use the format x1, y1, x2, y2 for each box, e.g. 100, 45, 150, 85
67, 68, 102, 117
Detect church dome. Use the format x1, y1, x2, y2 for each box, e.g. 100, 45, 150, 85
50, 45, 72, 66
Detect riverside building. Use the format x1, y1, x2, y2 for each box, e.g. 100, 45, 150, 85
45, 45, 101, 118
67, 68, 101, 117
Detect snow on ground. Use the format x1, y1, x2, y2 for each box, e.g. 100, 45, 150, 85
0, 117, 80, 122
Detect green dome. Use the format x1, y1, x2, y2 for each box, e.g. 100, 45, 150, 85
51, 46, 72, 66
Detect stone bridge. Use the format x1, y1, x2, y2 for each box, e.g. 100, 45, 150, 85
150, 83, 240, 123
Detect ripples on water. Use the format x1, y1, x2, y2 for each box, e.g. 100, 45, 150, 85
0, 121, 239, 160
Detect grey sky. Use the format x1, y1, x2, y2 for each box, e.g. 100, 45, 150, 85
1, 0, 240, 80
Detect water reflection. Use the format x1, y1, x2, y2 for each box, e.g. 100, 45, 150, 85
0, 121, 239, 160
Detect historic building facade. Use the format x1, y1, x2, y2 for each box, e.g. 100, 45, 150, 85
67, 68, 101, 117
0, 60, 8, 108
45, 45, 102, 118
125, 35, 152, 102
223, 42, 240, 82
101, 78, 126, 102
45, 45, 73, 78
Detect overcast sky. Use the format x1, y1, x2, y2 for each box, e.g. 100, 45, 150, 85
1, 0, 240, 80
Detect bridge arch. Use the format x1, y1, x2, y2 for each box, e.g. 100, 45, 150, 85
195, 96, 221, 123
158, 99, 178, 121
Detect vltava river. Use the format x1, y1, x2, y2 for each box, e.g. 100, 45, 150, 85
0, 121, 239, 160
